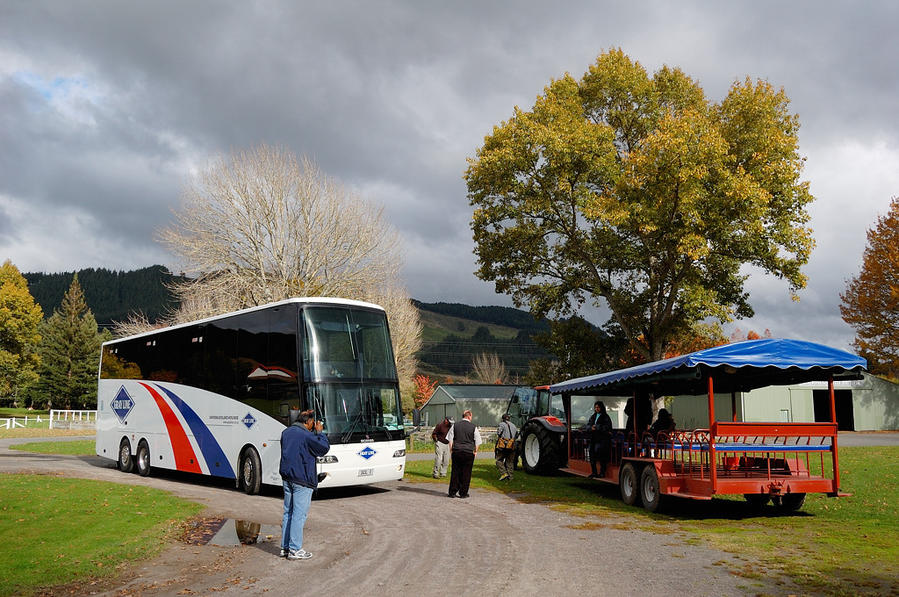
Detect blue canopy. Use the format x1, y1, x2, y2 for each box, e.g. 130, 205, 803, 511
549, 339, 867, 397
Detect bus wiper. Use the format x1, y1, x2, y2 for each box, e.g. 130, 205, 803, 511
341, 411, 365, 443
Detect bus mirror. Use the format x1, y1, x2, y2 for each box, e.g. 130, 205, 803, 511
412, 408, 421, 426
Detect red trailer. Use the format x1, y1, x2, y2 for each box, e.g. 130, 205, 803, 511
549, 339, 865, 512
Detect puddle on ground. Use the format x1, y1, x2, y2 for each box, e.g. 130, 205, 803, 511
181, 517, 280, 546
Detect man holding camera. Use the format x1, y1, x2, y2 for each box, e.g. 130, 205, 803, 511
279, 409, 330, 560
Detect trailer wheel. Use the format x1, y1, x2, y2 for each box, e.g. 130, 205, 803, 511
774, 493, 806, 512
744, 494, 770, 510
520, 422, 561, 475
640, 466, 661, 512
239, 447, 262, 495
620, 462, 641, 506
135, 441, 151, 477
117, 438, 134, 473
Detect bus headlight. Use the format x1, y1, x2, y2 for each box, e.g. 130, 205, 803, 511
316, 455, 339, 464
393, 449, 405, 458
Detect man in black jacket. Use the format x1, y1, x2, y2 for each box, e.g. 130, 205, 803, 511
279, 410, 330, 560
587, 401, 613, 478
446, 409, 481, 499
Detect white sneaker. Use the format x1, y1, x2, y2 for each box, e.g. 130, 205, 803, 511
287, 549, 313, 560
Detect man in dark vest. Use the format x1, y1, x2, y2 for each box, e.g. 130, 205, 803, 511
446, 409, 482, 499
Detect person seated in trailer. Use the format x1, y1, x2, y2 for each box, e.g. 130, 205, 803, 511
650, 408, 676, 437
624, 391, 653, 434
586, 400, 613, 478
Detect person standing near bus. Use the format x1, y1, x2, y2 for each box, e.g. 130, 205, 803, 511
446, 409, 481, 499
279, 410, 330, 560
431, 415, 452, 478
495, 413, 517, 481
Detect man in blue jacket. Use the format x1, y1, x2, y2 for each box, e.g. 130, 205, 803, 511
280, 409, 330, 560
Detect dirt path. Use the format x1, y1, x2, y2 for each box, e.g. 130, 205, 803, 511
1, 438, 780, 596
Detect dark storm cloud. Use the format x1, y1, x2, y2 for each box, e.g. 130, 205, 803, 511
1, 1, 896, 349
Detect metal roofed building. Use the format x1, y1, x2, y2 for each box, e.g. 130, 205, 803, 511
418, 384, 523, 427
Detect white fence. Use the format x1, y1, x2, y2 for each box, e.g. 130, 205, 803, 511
49, 409, 98, 429
0, 415, 45, 429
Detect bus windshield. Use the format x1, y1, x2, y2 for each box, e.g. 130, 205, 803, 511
307, 382, 403, 441
302, 307, 397, 381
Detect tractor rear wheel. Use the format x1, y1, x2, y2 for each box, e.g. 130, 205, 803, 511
520, 422, 562, 475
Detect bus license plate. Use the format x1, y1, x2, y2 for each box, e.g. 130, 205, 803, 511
358, 468, 373, 477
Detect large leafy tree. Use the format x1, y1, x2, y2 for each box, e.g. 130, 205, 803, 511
467, 49, 814, 361
840, 197, 899, 378
0, 260, 43, 405
151, 145, 422, 405
34, 275, 106, 409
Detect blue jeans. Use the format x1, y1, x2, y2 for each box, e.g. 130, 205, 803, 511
282, 481, 314, 552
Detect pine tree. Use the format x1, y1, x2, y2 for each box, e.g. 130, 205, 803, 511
34, 275, 104, 409
0, 260, 43, 406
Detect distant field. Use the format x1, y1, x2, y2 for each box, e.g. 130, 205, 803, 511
418, 308, 523, 343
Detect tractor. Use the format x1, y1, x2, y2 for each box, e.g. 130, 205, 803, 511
504, 385, 567, 474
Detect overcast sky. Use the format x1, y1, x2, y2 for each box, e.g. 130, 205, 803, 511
1, 1, 897, 351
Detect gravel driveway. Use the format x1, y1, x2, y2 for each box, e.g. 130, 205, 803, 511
1, 436, 842, 596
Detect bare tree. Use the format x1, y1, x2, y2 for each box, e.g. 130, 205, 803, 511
130, 145, 421, 401
471, 352, 508, 384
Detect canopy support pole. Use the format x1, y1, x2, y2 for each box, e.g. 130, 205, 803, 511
708, 376, 717, 491
731, 392, 737, 422
829, 377, 841, 493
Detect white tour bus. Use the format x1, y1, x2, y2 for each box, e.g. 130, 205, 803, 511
96, 297, 406, 494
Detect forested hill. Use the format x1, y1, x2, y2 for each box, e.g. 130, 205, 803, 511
24, 265, 181, 325
414, 300, 551, 377
22, 268, 551, 375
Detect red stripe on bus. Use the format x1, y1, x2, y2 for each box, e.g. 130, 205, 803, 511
139, 382, 202, 474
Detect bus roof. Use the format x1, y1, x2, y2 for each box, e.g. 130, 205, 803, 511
102, 296, 386, 346
549, 338, 867, 397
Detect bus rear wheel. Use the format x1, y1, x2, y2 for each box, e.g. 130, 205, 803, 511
117, 438, 134, 473
620, 462, 641, 506
240, 447, 262, 495
136, 441, 151, 477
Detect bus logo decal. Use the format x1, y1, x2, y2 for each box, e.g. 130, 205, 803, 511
357, 446, 377, 460
111, 386, 134, 424
154, 385, 236, 480
242, 413, 256, 429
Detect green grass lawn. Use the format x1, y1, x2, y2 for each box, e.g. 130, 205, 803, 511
405, 446, 898, 596
0, 474, 203, 596
9, 439, 96, 456
0, 409, 50, 418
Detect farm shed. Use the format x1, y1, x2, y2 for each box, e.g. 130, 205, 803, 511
418, 384, 521, 427
671, 371, 898, 431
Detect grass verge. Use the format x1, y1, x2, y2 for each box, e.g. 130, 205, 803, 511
9, 440, 95, 456
0, 428, 94, 439
404, 446, 898, 596
0, 474, 203, 596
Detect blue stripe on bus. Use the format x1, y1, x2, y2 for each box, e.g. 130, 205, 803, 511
155, 385, 237, 479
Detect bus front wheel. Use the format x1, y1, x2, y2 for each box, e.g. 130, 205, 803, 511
117, 438, 134, 473
136, 441, 151, 477
239, 447, 262, 495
